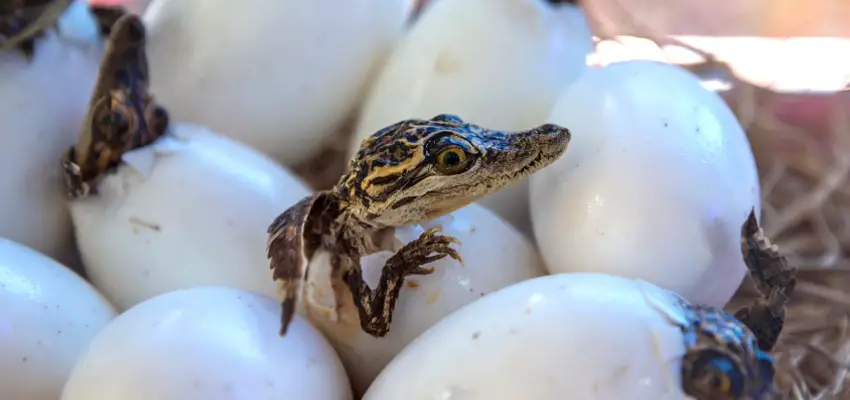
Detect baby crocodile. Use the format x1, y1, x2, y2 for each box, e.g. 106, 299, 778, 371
61, 11, 168, 198
268, 115, 571, 337
681, 209, 796, 400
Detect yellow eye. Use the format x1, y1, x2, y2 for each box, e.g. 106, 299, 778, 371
107, 95, 139, 138
435, 147, 470, 174
714, 373, 731, 394
682, 349, 745, 399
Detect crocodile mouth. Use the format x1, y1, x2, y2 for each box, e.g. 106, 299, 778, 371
515, 152, 547, 178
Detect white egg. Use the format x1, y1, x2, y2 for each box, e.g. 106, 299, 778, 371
0, 0, 102, 268
70, 123, 311, 311
61, 286, 352, 400
300, 203, 544, 394
350, 0, 594, 236
530, 61, 760, 307
364, 273, 711, 399
142, 0, 414, 167
0, 238, 116, 400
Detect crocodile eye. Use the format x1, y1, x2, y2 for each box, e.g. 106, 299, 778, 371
435, 147, 471, 175
111, 104, 138, 138
683, 349, 745, 399
425, 132, 477, 175
103, 93, 139, 142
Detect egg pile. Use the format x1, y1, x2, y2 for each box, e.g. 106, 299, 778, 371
0, 0, 779, 400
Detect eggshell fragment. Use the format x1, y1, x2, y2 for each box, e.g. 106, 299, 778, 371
364, 273, 697, 400
0, 0, 102, 268
69, 123, 311, 311
0, 238, 116, 400
350, 0, 594, 236
301, 203, 545, 394
143, 0, 414, 166
531, 60, 760, 307
61, 287, 352, 400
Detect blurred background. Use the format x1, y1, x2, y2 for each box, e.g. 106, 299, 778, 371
99, 0, 850, 35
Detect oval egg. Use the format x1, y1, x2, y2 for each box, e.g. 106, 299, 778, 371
364, 273, 711, 400
350, 0, 594, 236
69, 123, 311, 311
60, 287, 352, 400
530, 60, 760, 307
0, 238, 116, 400
143, 0, 414, 166
0, 0, 102, 268
301, 204, 545, 394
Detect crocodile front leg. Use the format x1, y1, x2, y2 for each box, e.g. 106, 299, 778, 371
342, 227, 461, 337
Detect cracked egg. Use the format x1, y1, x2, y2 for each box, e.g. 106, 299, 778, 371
298, 203, 545, 395
364, 273, 712, 400
69, 123, 311, 311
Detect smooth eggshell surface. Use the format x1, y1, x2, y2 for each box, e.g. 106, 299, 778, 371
69, 123, 311, 311
363, 273, 695, 400
530, 60, 760, 307
301, 203, 545, 394
143, 0, 414, 166
0, 238, 116, 400
60, 287, 352, 400
0, 0, 102, 269
351, 0, 594, 236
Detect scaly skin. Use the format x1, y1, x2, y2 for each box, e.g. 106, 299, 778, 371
267, 114, 572, 338
680, 209, 796, 400
60, 12, 168, 199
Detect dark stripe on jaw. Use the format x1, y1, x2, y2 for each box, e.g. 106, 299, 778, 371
369, 173, 403, 186
373, 164, 430, 202
390, 196, 417, 210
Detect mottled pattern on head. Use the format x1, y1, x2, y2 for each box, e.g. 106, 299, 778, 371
342, 114, 476, 202
336, 114, 570, 227
681, 305, 776, 399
